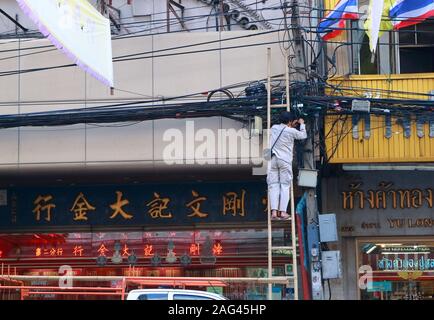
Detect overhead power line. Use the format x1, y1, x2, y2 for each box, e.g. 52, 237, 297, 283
0, 30, 290, 77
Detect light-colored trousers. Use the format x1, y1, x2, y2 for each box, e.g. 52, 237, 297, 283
266, 157, 292, 212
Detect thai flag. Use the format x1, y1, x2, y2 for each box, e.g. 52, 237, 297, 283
390, 0, 434, 30
318, 0, 359, 40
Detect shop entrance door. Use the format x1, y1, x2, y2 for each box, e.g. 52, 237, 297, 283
357, 238, 434, 300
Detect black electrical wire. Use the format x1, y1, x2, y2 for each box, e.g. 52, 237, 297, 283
0, 25, 287, 63
0, 71, 286, 109
0, 36, 290, 77
1, 87, 433, 130
0, 2, 285, 42
0, 19, 431, 70
3, 27, 430, 80
3, 11, 432, 46
0, 2, 432, 135
0, 95, 271, 129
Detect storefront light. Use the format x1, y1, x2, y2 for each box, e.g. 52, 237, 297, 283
366, 245, 377, 254
381, 251, 425, 255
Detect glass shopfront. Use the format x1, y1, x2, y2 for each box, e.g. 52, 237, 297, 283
358, 238, 434, 300
0, 227, 294, 300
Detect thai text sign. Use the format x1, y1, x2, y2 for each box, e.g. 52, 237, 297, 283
17, 0, 113, 87
377, 255, 434, 271
341, 182, 433, 210
0, 182, 267, 229
326, 172, 434, 236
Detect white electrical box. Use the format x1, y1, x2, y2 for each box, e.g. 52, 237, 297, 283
319, 213, 338, 242
321, 250, 342, 279
297, 169, 318, 187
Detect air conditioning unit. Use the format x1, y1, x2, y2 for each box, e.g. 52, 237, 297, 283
238, 16, 250, 28
230, 9, 241, 20
132, 0, 153, 16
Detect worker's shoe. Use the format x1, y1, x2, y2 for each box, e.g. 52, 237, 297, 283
279, 212, 291, 220
271, 210, 279, 220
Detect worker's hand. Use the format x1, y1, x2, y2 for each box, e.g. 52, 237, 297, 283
298, 118, 305, 125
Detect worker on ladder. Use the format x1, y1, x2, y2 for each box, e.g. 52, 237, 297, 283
267, 111, 306, 220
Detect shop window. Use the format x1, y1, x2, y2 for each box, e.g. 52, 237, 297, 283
398, 20, 434, 73
138, 293, 168, 300
359, 34, 379, 74
347, 3, 434, 75
173, 294, 214, 300
0, 228, 293, 300
349, 21, 383, 75
358, 239, 434, 300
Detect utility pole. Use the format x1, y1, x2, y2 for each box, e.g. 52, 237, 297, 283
220, 1, 225, 31
303, 119, 324, 301
167, 0, 171, 33
289, 0, 324, 300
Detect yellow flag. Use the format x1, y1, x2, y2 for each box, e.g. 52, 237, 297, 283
379, 0, 395, 33
364, 0, 395, 53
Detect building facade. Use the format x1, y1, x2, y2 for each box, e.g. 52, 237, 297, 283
323, 0, 434, 300
0, 0, 304, 300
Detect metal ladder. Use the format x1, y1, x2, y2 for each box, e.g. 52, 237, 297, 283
266, 47, 298, 300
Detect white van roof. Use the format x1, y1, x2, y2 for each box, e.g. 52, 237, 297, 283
127, 288, 227, 300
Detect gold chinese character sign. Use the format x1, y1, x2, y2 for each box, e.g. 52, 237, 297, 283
70, 192, 96, 221
223, 190, 246, 217
32, 195, 56, 222
110, 191, 133, 220
186, 190, 208, 218
146, 192, 173, 219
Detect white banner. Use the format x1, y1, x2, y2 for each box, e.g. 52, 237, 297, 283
365, 0, 385, 54
17, 0, 114, 87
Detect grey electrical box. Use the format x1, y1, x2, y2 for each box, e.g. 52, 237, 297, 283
318, 214, 338, 242
351, 99, 371, 112
321, 250, 342, 279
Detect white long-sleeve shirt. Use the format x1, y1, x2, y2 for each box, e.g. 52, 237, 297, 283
269, 123, 307, 164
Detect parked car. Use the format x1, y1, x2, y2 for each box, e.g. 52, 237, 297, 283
127, 289, 227, 300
